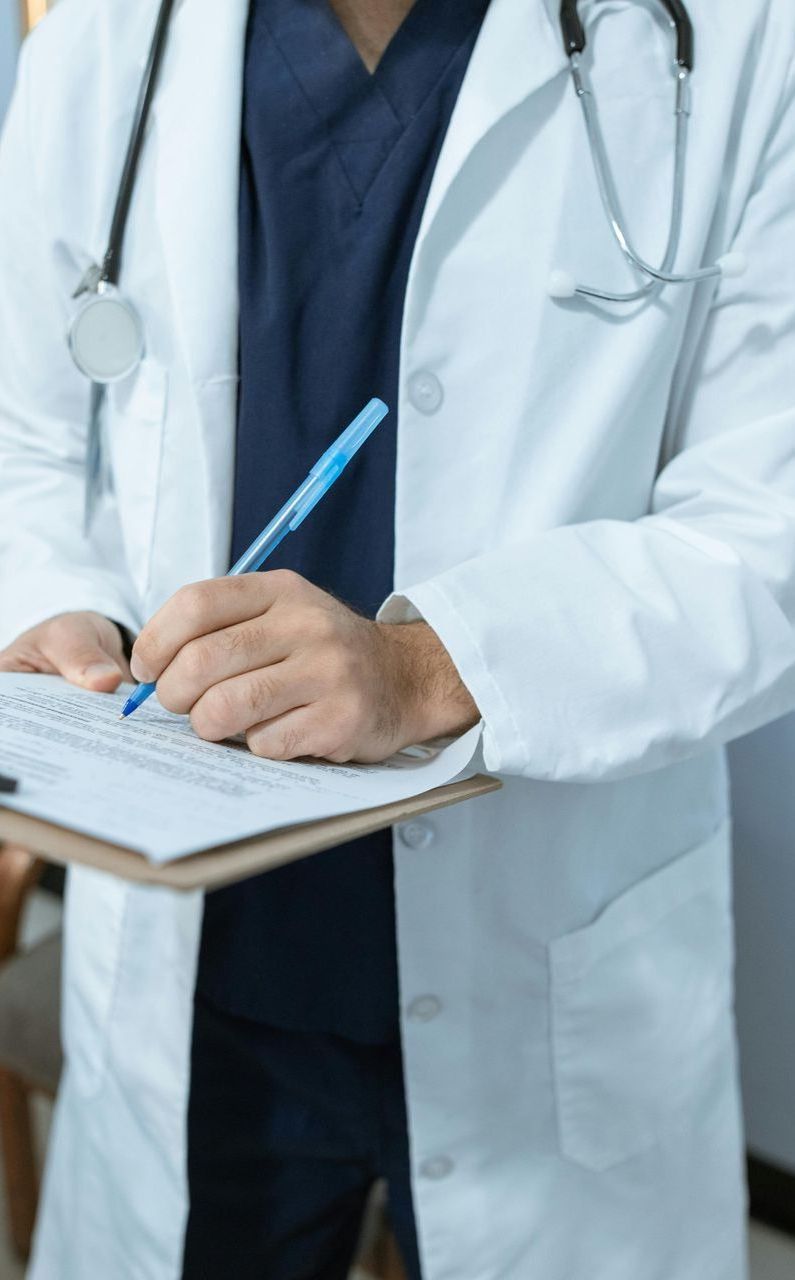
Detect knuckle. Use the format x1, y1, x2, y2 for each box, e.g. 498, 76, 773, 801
189, 707, 215, 741
245, 729, 268, 757
246, 726, 279, 759
155, 683, 182, 715
276, 725, 306, 759
180, 639, 212, 683
206, 681, 236, 724
218, 624, 252, 662
177, 582, 213, 626
247, 721, 305, 761
249, 669, 278, 714
270, 568, 301, 594
192, 684, 235, 740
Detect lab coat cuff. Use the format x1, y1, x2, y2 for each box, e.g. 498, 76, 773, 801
378, 581, 524, 774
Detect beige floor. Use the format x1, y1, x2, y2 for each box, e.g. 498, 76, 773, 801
1, 894, 793, 1279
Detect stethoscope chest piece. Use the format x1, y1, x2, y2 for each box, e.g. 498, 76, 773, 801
68, 284, 145, 384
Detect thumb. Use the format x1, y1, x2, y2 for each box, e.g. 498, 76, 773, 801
60, 643, 124, 693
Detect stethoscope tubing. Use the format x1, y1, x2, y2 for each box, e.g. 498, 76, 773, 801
566, 57, 697, 302
553, 0, 745, 304
71, 0, 745, 535
102, 0, 176, 288
72, 0, 175, 533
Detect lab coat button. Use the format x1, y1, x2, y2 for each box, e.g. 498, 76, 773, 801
420, 1155, 454, 1181
407, 995, 442, 1022
398, 820, 435, 850
408, 371, 444, 414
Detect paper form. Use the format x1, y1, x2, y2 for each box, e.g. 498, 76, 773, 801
0, 674, 480, 862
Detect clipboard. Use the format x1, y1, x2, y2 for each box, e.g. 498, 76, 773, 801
0, 773, 500, 892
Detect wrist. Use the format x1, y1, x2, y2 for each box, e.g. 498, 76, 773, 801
378, 620, 479, 745
108, 619, 136, 664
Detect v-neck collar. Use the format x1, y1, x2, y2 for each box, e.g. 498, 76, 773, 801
373, 0, 492, 126
250, 0, 490, 144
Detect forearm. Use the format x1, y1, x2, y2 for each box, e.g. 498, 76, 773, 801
375, 620, 480, 744
382, 494, 795, 783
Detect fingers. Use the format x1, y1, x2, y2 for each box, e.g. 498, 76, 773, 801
39, 620, 124, 691
188, 662, 307, 742
155, 616, 292, 715
32, 615, 124, 692
245, 697, 368, 762
131, 573, 299, 685
0, 648, 56, 674
245, 706, 331, 762
67, 659, 124, 692
130, 574, 405, 761
0, 614, 129, 691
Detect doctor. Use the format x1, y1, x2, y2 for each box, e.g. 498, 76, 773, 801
0, 0, 794, 1277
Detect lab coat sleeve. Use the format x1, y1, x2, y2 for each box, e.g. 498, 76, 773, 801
0, 40, 140, 650
382, 57, 795, 783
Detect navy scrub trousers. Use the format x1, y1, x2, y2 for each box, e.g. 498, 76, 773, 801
182, 2, 490, 1276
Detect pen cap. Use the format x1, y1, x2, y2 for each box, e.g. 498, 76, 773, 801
289, 399, 389, 532
310, 398, 389, 478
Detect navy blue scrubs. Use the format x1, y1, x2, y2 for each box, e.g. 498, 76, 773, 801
184, 3, 489, 1275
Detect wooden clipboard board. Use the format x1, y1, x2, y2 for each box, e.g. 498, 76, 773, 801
0, 773, 500, 891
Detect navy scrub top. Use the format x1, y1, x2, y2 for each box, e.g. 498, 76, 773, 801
196, 0, 490, 1043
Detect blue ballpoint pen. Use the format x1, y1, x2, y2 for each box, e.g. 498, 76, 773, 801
119, 397, 389, 720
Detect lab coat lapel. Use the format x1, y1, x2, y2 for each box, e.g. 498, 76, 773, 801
415, 0, 568, 246
152, 0, 248, 386
150, 0, 566, 371
150, 0, 249, 575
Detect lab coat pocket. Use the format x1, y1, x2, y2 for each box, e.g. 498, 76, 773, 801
548, 821, 734, 1172
106, 358, 168, 602
62, 867, 128, 1099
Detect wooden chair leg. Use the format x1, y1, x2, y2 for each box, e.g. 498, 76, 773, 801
0, 1068, 38, 1260
379, 1226, 408, 1280
357, 1213, 409, 1280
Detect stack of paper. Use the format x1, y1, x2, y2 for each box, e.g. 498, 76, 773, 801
0, 674, 482, 864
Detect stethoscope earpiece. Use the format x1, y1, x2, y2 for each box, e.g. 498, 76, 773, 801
715, 252, 747, 280
547, 270, 578, 300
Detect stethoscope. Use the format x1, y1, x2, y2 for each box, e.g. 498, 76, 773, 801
549, 0, 746, 301
67, 0, 745, 531
68, 0, 175, 531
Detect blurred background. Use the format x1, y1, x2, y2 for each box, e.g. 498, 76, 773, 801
0, 0, 793, 1276
0, 1, 21, 120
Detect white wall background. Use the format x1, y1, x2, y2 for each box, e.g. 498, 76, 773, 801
0, 0, 21, 122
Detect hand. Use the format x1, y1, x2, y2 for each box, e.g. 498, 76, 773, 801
131, 571, 479, 762
0, 612, 132, 692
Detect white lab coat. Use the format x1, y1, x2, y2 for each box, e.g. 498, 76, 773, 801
0, 0, 794, 1276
